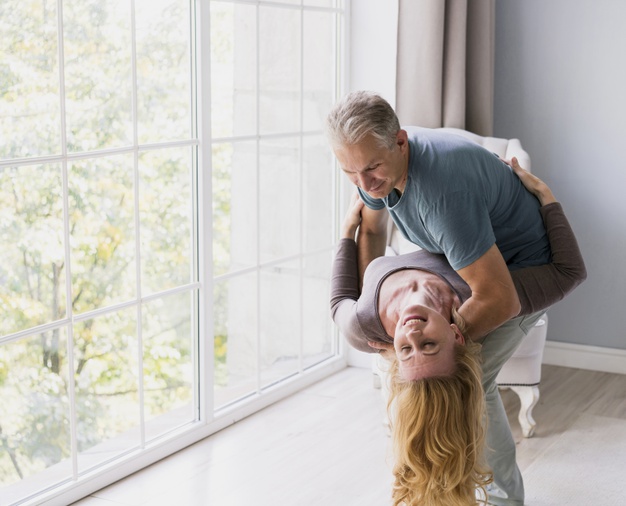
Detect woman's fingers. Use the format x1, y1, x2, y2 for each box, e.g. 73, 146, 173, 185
340, 191, 365, 239
509, 157, 556, 205
367, 341, 394, 354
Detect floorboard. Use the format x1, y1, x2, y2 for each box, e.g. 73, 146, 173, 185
71, 364, 626, 506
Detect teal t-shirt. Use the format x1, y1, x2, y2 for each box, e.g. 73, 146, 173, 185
358, 127, 550, 271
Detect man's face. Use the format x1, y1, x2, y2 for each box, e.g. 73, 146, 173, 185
333, 131, 409, 198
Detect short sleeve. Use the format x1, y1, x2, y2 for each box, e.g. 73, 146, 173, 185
424, 191, 496, 270
357, 187, 386, 210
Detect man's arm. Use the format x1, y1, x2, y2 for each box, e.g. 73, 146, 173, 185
456, 244, 521, 341
356, 205, 389, 287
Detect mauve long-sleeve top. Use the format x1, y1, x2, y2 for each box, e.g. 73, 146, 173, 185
330, 203, 587, 354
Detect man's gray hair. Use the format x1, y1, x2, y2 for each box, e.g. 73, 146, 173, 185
326, 91, 400, 150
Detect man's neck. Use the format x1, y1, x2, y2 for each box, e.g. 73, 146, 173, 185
395, 143, 410, 195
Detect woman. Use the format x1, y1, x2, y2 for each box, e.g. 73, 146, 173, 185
330, 159, 586, 505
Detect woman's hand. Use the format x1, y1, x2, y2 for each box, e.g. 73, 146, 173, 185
367, 340, 395, 359
341, 191, 365, 240
508, 157, 557, 206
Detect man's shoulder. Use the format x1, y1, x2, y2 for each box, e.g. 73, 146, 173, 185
403, 125, 477, 146
357, 186, 386, 210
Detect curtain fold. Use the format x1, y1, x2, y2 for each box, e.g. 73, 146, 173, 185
395, 0, 495, 136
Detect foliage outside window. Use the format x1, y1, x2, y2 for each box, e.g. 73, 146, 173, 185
208, 0, 342, 406
0, 0, 344, 503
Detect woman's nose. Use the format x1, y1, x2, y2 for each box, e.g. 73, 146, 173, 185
406, 329, 422, 344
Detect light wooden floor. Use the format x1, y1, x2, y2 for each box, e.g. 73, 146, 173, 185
72, 364, 626, 506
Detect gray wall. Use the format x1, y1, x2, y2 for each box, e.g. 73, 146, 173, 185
494, 1, 626, 349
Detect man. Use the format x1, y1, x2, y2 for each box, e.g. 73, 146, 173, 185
326, 91, 550, 505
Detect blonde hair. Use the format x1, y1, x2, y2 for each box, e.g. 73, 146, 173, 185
325, 90, 400, 150
387, 337, 492, 506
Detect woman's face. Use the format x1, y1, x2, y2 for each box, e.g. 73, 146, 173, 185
378, 269, 464, 381
392, 304, 465, 381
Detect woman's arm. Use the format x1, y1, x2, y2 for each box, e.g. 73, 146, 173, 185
508, 158, 587, 315
329, 193, 380, 353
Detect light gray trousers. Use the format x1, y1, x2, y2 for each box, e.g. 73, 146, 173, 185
479, 311, 545, 506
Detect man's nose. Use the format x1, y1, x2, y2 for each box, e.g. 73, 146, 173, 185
357, 173, 372, 190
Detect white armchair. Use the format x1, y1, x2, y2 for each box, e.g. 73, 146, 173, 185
374, 127, 546, 438
495, 315, 547, 437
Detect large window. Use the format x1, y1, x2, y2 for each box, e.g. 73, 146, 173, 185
0, 0, 345, 504
210, 0, 343, 408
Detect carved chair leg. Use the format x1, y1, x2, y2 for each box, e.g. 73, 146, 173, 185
509, 385, 540, 438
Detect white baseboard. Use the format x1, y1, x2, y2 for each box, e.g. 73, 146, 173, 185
347, 347, 375, 369
543, 340, 626, 375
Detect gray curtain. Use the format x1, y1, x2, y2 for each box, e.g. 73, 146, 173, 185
396, 0, 495, 136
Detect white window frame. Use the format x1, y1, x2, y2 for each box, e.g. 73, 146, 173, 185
198, 0, 351, 417
1, 1, 350, 505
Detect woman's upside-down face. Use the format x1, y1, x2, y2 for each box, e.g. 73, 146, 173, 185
393, 304, 465, 381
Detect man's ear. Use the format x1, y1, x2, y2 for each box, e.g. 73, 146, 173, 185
396, 129, 408, 153
450, 324, 466, 345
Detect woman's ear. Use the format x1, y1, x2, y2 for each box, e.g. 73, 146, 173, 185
450, 324, 466, 345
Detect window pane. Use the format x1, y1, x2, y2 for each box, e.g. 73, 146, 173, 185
69, 154, 136, 314
139, 148, 193, 295
302, 135, 334, 251
259, 6, 301, 134
266, 0, 301, 5
0, 330, 71, 495
136, 0, 192, 144
0, 164, 66, 338
2, 0, 343, 501
303, 251, 334, 368
211, 2, 257, 139
303, 11, 335, 132
74, 307, 139, 473
143, 291, 196, 442
64, 0, 132, 152
259, 138, 300, 264
0, 0, 61, 160
304, 0, 341, 7
214, 273, 258, 409
213, 141, 258, 276
260, 260, 300, 387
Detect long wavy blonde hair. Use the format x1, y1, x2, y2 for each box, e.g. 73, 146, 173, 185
386, 335, 492, 506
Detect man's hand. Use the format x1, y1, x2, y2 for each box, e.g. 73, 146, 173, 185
456, 244, 521, 341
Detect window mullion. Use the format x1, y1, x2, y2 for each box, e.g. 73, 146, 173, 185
298, 4, 304, 374
129, 0, 147, 449
189, 0, 200, 425
197, 0, 216, 423
56, 0, 80, 482
335, 0, 349, 358
255, 2, 262, 396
